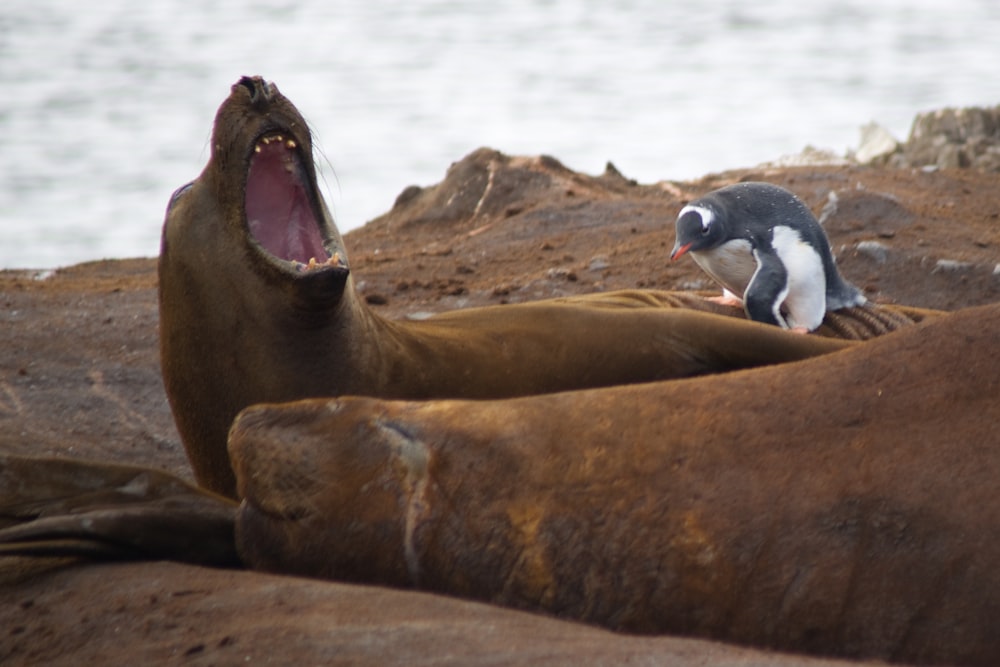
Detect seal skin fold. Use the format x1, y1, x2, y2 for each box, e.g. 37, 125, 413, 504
161, 76, 927, 499
231, 302, 1000, 667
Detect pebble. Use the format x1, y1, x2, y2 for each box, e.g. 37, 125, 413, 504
818, 190, 838, 226
933, 259, 973, 273
856, 241, 889, 264
588, 256, 610, 272
546, 268, 578, 282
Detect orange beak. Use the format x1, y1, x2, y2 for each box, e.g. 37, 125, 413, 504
670, 242, 693, 261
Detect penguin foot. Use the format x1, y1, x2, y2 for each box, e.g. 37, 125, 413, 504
707, 293, 744, 308
789, 326, 810, 335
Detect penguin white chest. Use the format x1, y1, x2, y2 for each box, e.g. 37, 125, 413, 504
770, 226, 827, 330
690, 239, 756, 297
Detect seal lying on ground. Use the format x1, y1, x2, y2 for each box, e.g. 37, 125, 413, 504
0, 561, 885, 667
229, 302, 1000, 667
159, 76, 928, 498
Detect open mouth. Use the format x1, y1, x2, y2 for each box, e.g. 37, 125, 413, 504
245, 132, 343, 273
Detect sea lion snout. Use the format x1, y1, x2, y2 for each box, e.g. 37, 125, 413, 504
229, 398, 413, 521
231, 398, 419, 585
234, 75, 278, 107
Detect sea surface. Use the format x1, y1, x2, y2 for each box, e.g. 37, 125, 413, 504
2, 0, 999, 268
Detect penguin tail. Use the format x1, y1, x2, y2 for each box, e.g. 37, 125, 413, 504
826, 282, 867, 311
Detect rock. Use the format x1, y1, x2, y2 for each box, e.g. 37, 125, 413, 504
895, 105, 1000, 171
546, 267, 578, 281
758, 145, 851, 168
933, 258, 974, 273
587, 256, 610, 272
854, 121, 900, 165
817, 190, 839, 226
856, 240, 889, 264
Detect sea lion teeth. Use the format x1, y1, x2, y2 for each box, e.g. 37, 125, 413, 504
286, 139, 297, 149
291, 257, 338, 272
258, 134, 287, 147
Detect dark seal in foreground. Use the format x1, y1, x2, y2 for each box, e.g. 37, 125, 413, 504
232, 303, 1000, 667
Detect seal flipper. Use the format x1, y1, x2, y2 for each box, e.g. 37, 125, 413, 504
0, 455, 239, 566
744, 249, 789, 328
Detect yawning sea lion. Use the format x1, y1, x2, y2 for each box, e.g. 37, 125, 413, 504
161, 76, 924, 498
230, 302, 1000, 666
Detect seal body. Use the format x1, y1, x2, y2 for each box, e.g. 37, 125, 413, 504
231, 303, 1000, 666
670, 182, 865, 330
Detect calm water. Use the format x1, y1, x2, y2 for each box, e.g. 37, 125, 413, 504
2, 0, 999, 268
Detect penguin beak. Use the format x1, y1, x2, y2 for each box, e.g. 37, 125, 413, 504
670, 242, 693, 261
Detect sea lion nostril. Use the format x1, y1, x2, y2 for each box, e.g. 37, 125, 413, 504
236, 76, 275, 105
237, 76, 259, 98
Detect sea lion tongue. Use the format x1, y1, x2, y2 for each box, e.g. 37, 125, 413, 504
246, 133, 329, 267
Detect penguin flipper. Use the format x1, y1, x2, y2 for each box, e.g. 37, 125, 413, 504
744, 249, 789, 328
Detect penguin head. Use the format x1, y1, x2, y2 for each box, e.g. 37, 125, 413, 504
670, 204, 725, 260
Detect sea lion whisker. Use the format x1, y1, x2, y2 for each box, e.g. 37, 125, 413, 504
198, 128, 212, 164
308, 126, 342, 201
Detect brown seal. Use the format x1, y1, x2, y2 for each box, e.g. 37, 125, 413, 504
0, 562, 881, 667
161, 76, 925, 498
230, 302, 1000, 667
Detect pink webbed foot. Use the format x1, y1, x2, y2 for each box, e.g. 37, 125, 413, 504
707, 293, 744, 308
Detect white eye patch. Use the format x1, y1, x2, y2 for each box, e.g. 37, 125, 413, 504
678, 204, 714, 230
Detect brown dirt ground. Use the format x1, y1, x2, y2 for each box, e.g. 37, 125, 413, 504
1, 152, 998, 665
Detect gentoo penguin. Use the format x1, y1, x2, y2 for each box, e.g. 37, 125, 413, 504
670, 182, 865, 332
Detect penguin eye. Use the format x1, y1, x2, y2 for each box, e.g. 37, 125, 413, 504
700, 225, 710, 236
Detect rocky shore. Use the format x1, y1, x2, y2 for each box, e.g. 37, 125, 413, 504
2, 117, 999, 664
